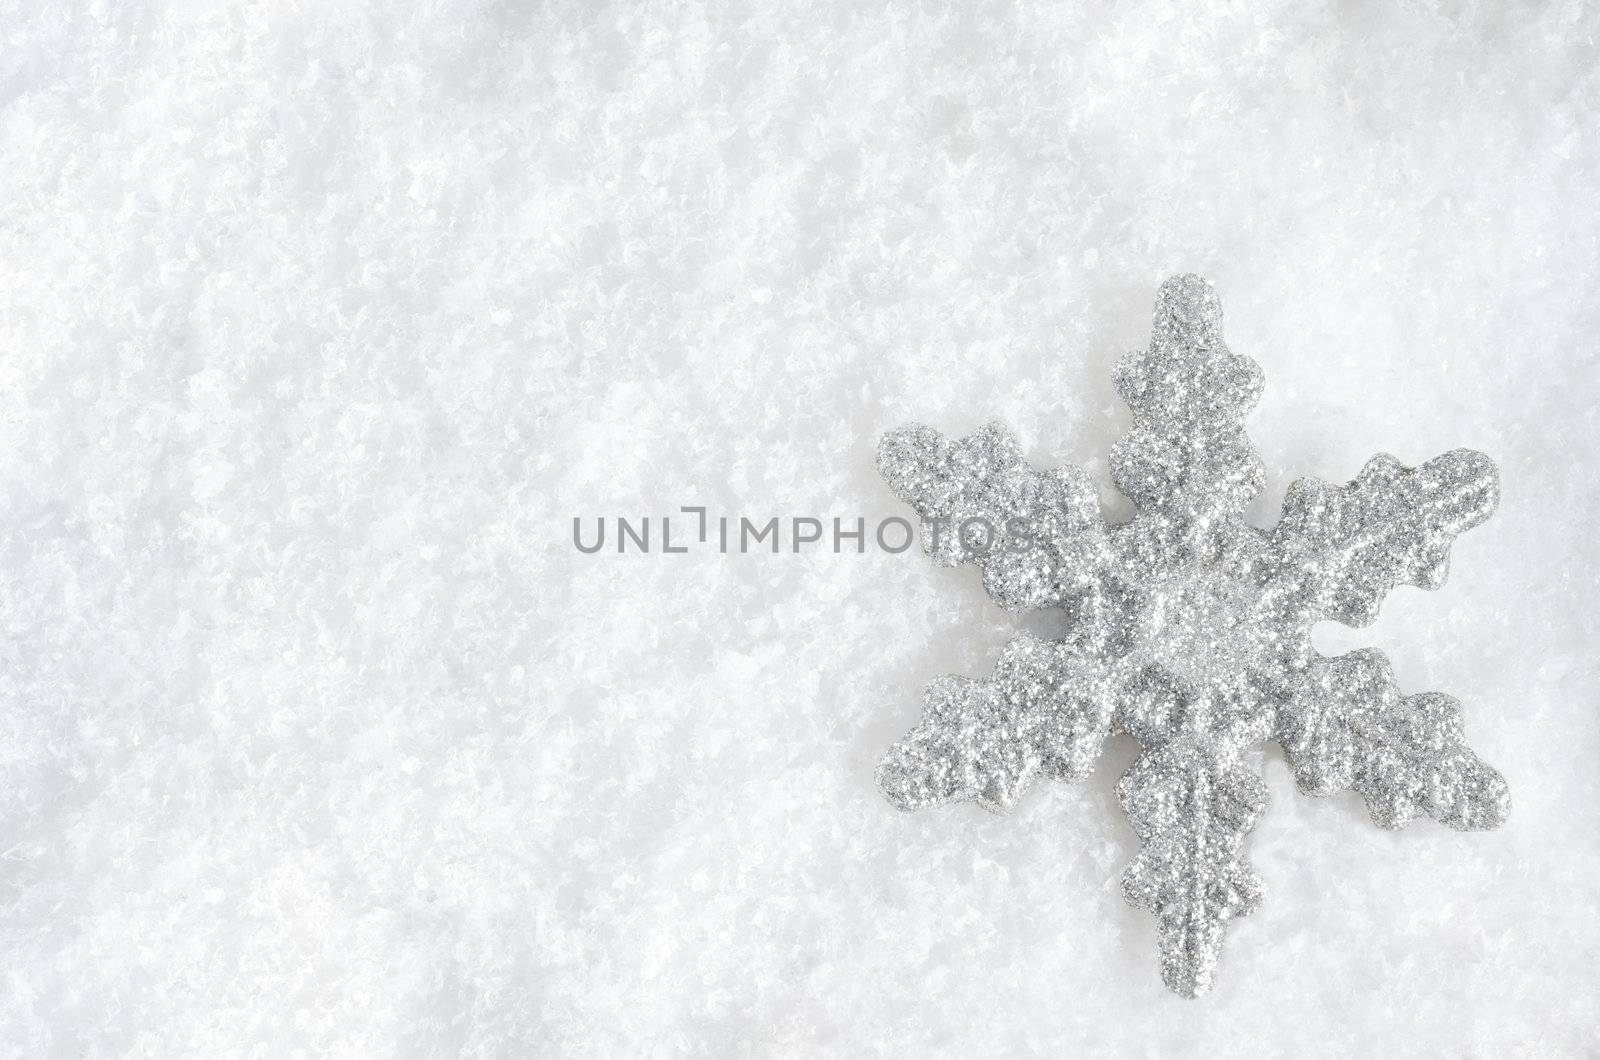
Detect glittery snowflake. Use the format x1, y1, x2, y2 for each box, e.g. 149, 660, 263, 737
875, 274, 1508, 998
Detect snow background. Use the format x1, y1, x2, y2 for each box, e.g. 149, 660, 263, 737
1, 0, 1597, 1054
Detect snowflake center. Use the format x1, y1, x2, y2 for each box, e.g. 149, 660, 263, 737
1142, 572, 1262, 685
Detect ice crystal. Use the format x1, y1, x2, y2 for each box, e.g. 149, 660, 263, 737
875, 274, 1508, 998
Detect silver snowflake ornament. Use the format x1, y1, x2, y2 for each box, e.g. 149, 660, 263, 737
876, 274, 1508, 998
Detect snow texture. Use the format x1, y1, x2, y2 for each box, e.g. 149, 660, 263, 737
0, 1, 1596, 1055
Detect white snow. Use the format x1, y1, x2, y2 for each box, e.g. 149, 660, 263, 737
0, 1, 1596, 1053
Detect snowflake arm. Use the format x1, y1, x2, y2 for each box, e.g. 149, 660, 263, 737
876, 422, 1106, 611
1118, 743, 1266, 999
1270, 449, 1499, 627
876, 634, 1116, 811
1278, 649, 1509, 830
1110, 274, 1266, 544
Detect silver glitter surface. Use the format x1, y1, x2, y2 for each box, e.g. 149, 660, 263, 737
875, 274, 1508, 998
